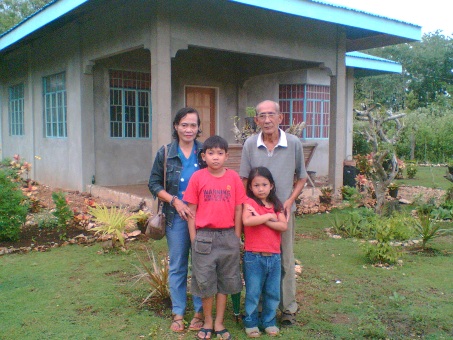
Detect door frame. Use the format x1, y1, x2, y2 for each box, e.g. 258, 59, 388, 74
184, 85, 219, 137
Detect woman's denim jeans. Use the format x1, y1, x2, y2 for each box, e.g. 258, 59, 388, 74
243, 251, 281, 329
166, 215, 202, 315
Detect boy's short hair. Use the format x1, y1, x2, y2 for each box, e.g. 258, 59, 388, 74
203, 135, 229, 152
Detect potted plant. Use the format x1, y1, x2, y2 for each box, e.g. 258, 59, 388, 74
388, 182, 399, 198
319, 186, 333, 204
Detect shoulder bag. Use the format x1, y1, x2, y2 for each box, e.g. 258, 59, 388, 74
145, 145, 168, 240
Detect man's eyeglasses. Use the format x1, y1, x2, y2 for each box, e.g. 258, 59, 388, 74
256, 112, 278, 120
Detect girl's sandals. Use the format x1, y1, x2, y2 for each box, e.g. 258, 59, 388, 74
215, 328, 232, 339
245, 326, 261, 338
197, 328, 213, 339
170, 318, 185, 332
189, 316, 204, 331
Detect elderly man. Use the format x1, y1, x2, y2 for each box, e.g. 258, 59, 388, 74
239, 100, 307, 327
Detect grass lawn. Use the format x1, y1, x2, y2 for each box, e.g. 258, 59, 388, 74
1, 210, 452, 339
398, 165, 452, 190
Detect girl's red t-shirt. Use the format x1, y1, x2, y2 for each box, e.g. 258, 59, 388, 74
243, 197, 282, 254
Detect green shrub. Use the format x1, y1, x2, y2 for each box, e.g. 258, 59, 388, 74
414, 213, 453, 249
362, 223, 402, 265
341, 185, 359, 201
444, 186, 453, 202
0, 170, 29, 241
52, 191, 74, 240
406, 161, 417, 179
89, 205, 140, 247
35, 211, 59, 230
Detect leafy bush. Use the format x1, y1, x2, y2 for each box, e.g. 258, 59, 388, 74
89, 205, 140, 247
406, 161, 417, 179
35, 211, 59, 230
52, 191, 74, 239
341, 185, 360, 201
414, 213, 453, 249
0, 170, 29, 241
362, 223, 402, 265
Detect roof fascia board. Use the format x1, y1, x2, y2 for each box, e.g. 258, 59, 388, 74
229, 0, 421, 41
345, 52, 402, 74
0, 0, 89, 51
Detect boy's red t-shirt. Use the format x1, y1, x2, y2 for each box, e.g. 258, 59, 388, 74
183, 168, 246, 229
243, 197, 282, 254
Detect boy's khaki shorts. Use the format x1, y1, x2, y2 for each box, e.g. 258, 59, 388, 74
191, 227, 242, 298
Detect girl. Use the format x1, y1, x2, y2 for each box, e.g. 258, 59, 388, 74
242, 167, 288, 338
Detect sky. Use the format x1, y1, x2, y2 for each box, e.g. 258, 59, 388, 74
324, 0, 452, 35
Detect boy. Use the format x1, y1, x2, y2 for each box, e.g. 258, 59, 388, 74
184, 135, 246, 340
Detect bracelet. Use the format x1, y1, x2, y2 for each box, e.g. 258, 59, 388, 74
170, 195, 177, 206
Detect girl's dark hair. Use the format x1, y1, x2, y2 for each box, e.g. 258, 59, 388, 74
246, 167, 283, 212
172, 107, 202, 140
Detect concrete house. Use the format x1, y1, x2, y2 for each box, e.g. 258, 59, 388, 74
0, 0, 421, 192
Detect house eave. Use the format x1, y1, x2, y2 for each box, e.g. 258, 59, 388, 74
0, 0, 89, 52
346, 51, 402, 76
229, 0, 421, 50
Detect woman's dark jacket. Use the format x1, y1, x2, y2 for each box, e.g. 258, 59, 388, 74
148, 140, 204, 227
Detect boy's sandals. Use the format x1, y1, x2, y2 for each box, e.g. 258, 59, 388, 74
170, 318, 185, 332
215, 328, 232, 339
197, 328, 213, 339
189, 316, 204, 331
264, 326, 280, 337
281, 310, 297, 327
245, 326, 261, 338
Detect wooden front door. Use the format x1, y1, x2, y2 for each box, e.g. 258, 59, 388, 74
185, 87, 216, 141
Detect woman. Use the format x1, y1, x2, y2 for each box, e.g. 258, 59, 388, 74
148, 107, 204, 333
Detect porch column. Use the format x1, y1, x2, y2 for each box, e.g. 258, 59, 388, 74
345, 68, 355, 160
150, 2, 172, 156
329, 28, 347, 192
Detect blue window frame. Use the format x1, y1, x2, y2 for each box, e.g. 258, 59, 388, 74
279, 84, 330, 139
109, 70, 151, 138
43, 72, 67, 138
9, 83, 25, 136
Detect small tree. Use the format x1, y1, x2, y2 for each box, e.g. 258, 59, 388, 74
354, 104, 406, 215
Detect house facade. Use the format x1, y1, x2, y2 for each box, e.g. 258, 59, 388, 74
0, 0, 420, 192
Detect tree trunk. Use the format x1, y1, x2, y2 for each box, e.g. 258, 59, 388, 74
374, 181, 387, 215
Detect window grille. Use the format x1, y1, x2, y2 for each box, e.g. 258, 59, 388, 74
109, 70, 151, 138
43, 72, 67, 138
279, 84, 330, 139
9, 83, 25, 136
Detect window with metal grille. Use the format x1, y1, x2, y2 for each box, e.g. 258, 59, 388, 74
9, 83, 24, 136
279, 84, 330, 139
109, 70, 151, 138
43, 72, 67, 138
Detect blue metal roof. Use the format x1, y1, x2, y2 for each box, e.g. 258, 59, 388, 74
0, 0, 89, 51
346, 51, 402, 75
0, 0, 421, 53
229, 0, 421, 41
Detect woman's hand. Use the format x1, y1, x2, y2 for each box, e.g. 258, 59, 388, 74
173, 198, 194, 221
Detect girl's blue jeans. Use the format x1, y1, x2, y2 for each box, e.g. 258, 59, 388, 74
166, 215, 202, 315
243, 251, 281, 329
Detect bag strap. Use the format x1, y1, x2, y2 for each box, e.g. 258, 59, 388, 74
157, 144, 168, 212
163, 144, 167, 191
